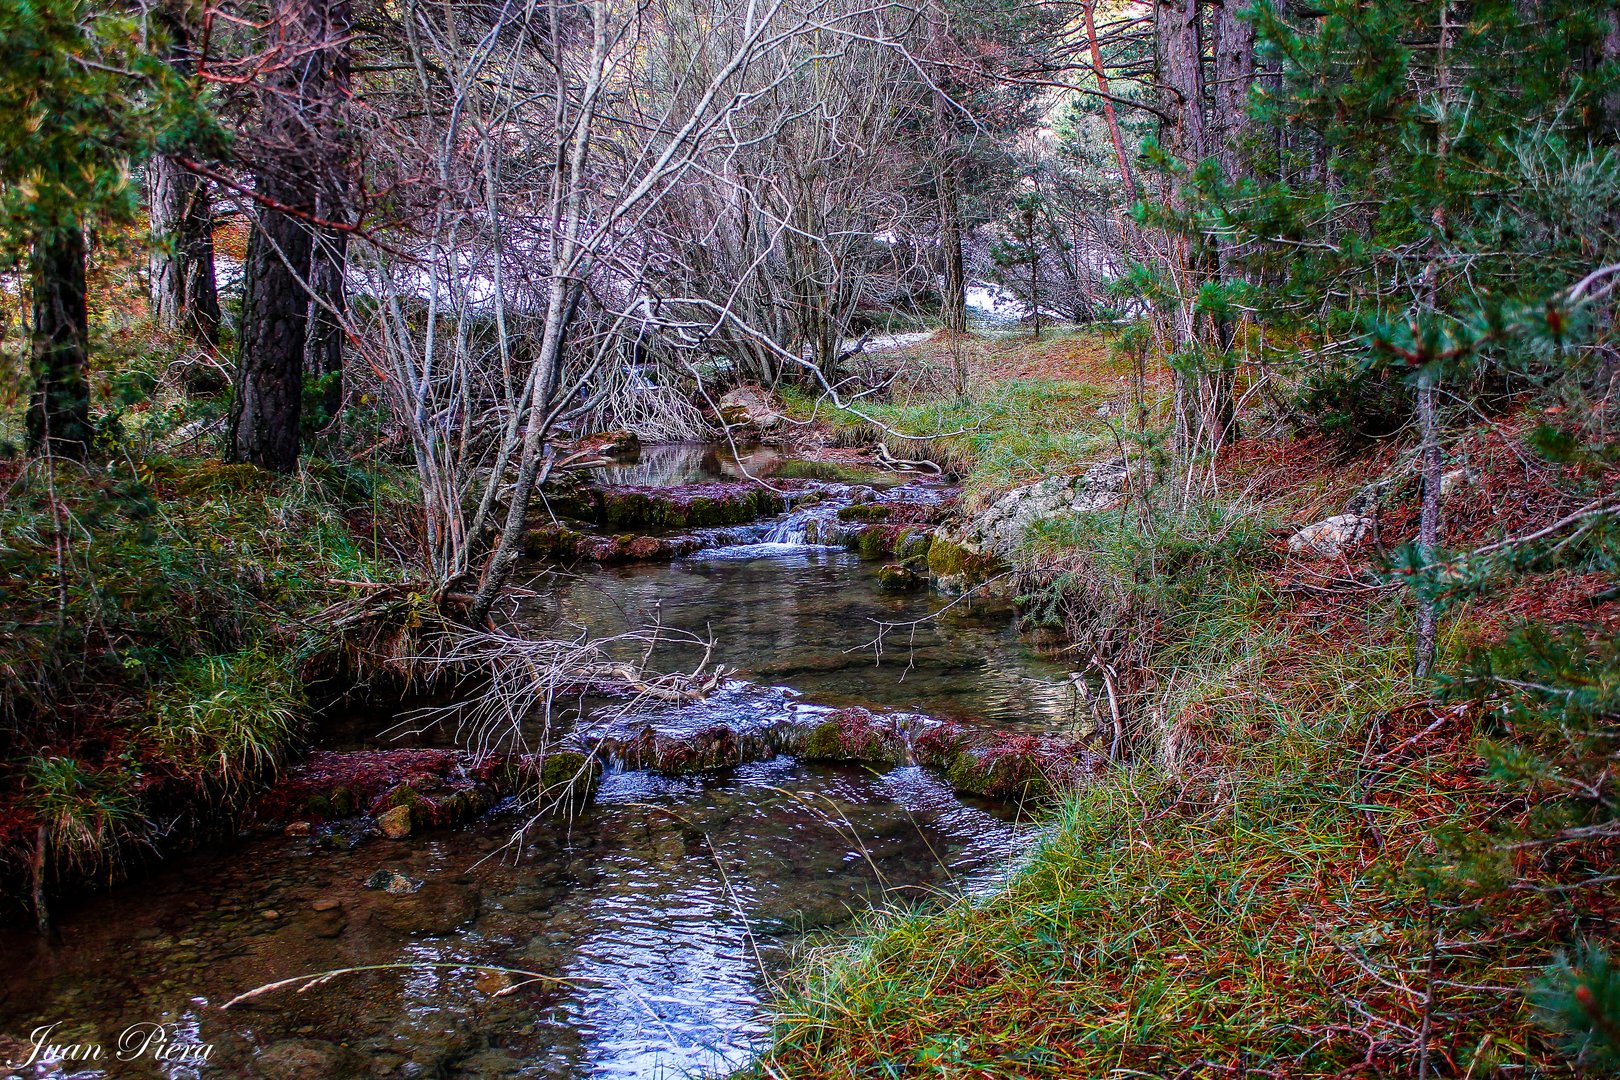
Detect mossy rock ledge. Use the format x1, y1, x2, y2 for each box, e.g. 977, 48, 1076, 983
250, 748, 599, 841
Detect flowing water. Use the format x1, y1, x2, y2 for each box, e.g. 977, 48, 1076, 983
0, 448, 1076, 1080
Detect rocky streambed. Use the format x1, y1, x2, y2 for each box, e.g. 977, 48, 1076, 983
0, 442, 1109, 1079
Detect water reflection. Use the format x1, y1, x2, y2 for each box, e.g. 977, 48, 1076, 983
0, 760, 1025, 1079
526, 548, 1079, 731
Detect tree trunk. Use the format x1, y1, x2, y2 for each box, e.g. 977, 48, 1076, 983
1414, 371, 1442, 677
303, 0, 353, 426
26, 227, 92, 459
231, 192, 313, 471
148, 155, 220, 344
938, 164, 967, 334
230, 0, 349, 470
305, 204, 349, 426
1082, 0, 1138, 207
147, 6, 219, 344
1156, 0, 1211, 466
1212, 0, 1256, 183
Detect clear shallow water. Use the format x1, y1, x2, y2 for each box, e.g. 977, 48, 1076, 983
0, 762, 1024, 1079
527, 547, 1079, 731
0, 452, 1074, 1079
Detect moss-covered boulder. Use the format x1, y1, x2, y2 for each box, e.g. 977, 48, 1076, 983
554, 481, 798, 531
875, 563, 920, 591
837, 502, 892, 523
926, 535, 1006, 591
912, 727, 1096, 802
800, 708, 907, 765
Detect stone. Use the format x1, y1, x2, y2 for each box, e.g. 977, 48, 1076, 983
364, 869, 422, 895
875, 563, 919, 590
310, 897, 342, 912
376, 803, 414, 839
261, 909, 281, 921
369, 880, 481, 936
1345, 478, 1393, 515
1288, 514, 1372, 557
717, 385, 784, 430
283, 821, 311, 836
948, 459, 1131, 560
252, 1039, 358, 1080
1441, 467, 1478, 497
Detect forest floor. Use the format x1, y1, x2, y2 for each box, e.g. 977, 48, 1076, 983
752, 327, 1620, 1078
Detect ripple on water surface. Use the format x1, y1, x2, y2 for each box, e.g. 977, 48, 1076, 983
0, 759, 1028, 1079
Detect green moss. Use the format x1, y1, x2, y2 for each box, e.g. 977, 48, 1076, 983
775, 460, 888, 484
802, 721, 845, 760
875, 563, 918, 591
837, 503, 891, 523
329, 785, 357, 817
539, 751, 600, 804
523, 525, 585, 559
686, 496, 717, 525
854, 526, 896, 558
894, 528, 934, 567
925, 536, 1003, 582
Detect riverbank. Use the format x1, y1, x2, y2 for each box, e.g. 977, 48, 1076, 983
0, 447, 425, 922
749, 332, 1620, 1076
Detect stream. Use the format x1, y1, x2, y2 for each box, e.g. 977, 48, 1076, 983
0, 445, 1077, 1080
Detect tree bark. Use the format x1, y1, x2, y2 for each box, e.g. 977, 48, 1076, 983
26, 227, 92, 459
147, 5, 219, 344
303, 0, 353, 426
230, 0, 349, 470
1082, 0, 1138, 207
938, 160, 967, 334
231, 190, 313, 471
932, 77, 967, 335
1156, 0, 1213, 467
1212, 0, 1256, 182
1414, 370, 1442, 677
148, 155, 220, 344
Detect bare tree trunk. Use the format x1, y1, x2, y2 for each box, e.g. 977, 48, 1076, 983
1082, 0, 1138, 206
231, 0, 349, 470
1212, 0, 1255, 183
1414, 2, 1461, 678
232, 196, 313, 471
305, 220, 348, 424
303, 0, 353, 426
148, 5, 219, 344
32, 825, 53, 940
149, 157, 221, 344
26, 227, 92, 459
938, 162, 967, 334
1156, 0, 1209, 468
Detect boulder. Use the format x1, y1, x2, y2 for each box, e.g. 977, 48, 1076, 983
369, 880, 481, 936
375, 803, 414, 839
1288, 514, 1372, 557
365, 869, 422, 895
952, 459, 1131, 560
717, 385, 784, 430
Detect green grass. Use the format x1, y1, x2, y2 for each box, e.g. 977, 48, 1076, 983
0, 449, 418, 897
781, 377, 1116, 500
749, 336, 1607, 1076
747, 568, 1560, 1077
